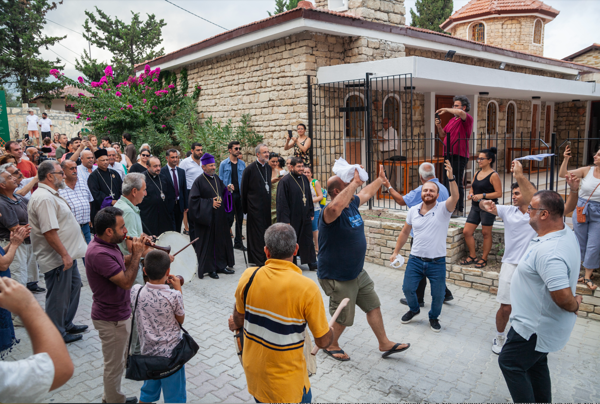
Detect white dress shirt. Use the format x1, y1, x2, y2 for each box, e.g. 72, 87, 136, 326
0, 352, 54, 403
179, 156, 202, 190
108, 162, 125, 180
378, 127, 398, 152
77, 164, 96, 184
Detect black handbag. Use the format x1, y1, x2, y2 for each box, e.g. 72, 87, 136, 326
125, 286, 199, 381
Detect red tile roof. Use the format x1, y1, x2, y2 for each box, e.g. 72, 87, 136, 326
31, 85, 93, 101
440, 0, 559, 30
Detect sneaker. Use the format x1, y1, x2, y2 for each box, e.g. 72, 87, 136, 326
401, 310, 420, 324
492, 335, 506, 355
444, 295, 454, 303
429, 319, 441, 333
400, 298, 425, 308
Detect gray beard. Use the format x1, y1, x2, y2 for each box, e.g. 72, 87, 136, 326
55, 179, 66, 189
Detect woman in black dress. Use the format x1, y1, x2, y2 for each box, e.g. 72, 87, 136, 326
129, 148, 150, 173
460, 147, 503, 268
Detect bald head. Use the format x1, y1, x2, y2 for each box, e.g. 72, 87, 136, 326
81, 150, 94, 169
327, 175, 345, 200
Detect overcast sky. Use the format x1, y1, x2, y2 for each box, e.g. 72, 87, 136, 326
40, 0, 599, 80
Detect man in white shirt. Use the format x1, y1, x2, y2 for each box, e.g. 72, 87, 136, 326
106, 148, 125, 179
391, 160, 459, 332
376, 118, 400, 190
38, 112, 53, 146
178, 142, 203, 233
480, 160, 537, 354
77, 150, 96, 184
25, 110, 39, 146
0, 277, 74, 403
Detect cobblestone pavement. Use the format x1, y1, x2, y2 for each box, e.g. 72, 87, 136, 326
6, 249, 600, 403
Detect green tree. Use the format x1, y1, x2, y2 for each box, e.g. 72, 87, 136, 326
82, 7, 167, 76
0, 86, 21, 107
267, 0, 300, 16
410, 0, 453, 34
0, 0, 66, 104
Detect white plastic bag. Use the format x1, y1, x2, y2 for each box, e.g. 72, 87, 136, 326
390, 254, 405, 269
332, 158, 369, 184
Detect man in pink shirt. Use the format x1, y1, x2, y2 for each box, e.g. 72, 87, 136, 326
435, 95, 474, 217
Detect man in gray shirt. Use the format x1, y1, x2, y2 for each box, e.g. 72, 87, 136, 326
499, 190, 582, 404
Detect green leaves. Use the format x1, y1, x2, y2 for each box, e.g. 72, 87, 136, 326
267, 0, 300, 16
410, 0, 453, 34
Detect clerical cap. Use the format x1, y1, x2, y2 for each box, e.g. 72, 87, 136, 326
200, 153, 215, 166
94, 149, 108, 159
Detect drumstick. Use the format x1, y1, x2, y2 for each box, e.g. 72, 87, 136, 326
311, 297, 350, 356
172, 238, 200, 257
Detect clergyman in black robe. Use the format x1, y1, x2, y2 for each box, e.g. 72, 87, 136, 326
138, 157, 175, 236
241, 144, 272, 266
276, 157, 316, 270
88, 149, 123, 230
188, 153, 235, 279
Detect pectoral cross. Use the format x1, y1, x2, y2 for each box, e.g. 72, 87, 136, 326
302, 195, 307, 206
110, 192, 115, 198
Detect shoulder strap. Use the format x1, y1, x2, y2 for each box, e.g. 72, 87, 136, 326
125, 286, 144, 358
583, 182, 600, 210
243, 267, 262, 310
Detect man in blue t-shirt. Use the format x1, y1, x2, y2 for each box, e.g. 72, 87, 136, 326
384, 162, 454, 307
317, 165, 410, 361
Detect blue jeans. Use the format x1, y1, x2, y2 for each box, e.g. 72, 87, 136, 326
311, 210, 320, 232
140, 365, 186, 403
80, 223, 91, 244
255, 387, 312, 403
402, 255, 446, 319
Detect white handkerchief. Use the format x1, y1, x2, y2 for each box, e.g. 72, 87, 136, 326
390, 254, 405, 269
514, 153, 554, 162
332, 158, 369, 184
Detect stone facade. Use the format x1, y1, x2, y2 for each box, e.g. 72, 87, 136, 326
6, 106, 84, 143
570, 49, 600, 69
554, 101, 589, 167
314, 0, 406, 25
449, 16, 546, 57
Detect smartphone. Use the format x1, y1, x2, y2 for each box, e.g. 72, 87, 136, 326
288, 130, 293, 139
435, 113, 440, 120
83, 136, 89, 141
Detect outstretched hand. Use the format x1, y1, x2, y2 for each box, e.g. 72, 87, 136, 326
352, 167, 364, 187
563, 145, 571, 159
378, 164, 388, 184
480, 199, 496, 214
511, 160, 524, 177
444, 160, 454, 179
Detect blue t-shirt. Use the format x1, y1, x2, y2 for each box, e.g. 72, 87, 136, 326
317, 196, 366, 281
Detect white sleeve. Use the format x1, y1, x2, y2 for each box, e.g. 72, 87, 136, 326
406, 207, 414, 225
0, 353, 55, 403
496, 205, 508, 220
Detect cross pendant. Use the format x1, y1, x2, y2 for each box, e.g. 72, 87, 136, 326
302, 195, 306, 206
110, 192, 115, 198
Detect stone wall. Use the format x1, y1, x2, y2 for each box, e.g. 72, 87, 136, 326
314, 0, 406, 25
6, 106, 85, 142
571, 49, 600, 69
449, 16, 545, 57
553, 101, 588, 167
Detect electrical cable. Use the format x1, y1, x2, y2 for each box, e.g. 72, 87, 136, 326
164, 0, 228, 31
47, 48, 76, 67
46, 18, 85, 36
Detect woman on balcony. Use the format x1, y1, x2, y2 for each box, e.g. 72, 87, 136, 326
460, 147, 503, 269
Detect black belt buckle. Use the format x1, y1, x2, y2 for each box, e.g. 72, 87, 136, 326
420, 257, 433, 262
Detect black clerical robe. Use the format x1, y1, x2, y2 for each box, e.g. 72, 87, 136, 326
139, 172, 175, 236
241, 161, 272, 266
88, 167, 123, 228
188, 173, 234, 276
276, 173, 316, 265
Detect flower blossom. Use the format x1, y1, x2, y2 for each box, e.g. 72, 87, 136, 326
168, 84, 175, 89
127, 104, 133, 109
143, 99, 147, 104
78, 93, 85, 97
115, 91, 122, 97
91, 82, 100, 88
116, 84, 122, 88
49, 69, 61, 78
104, 65, 113, 78
76, 114, 81, 119
162, 125, 166, 128
104, 116, 107, 120
145, 65, 151, 75
153, 78, 158, 82
86, 117, 91, 121
99, 76, 108, 85
77, 76, 84, 84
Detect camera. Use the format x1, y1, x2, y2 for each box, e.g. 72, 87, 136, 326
38, 147, 56, 164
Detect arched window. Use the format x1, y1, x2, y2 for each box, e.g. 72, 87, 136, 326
383, 95, 401, 134
472, 23, 485, 43
533, 20, 543, 44
487, 102, 498, 135
345, 94, 364, 139
506, 102, 516, 136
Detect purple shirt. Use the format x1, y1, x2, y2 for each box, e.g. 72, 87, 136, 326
443, 113, 473, 158
85, 235, 131, 321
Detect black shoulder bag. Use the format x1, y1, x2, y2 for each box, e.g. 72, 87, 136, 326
125, 286, 199, 381
233, 267, 261, 365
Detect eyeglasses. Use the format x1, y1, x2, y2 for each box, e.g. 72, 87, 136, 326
50, 171, 65, 176
233, 147, 241, 151
476, 157, 489, 161
527, 205, 547, 212
141, 154, 150, 157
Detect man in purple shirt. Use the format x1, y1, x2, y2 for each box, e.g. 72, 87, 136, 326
85, 206, 147, 404
436, 95, 474, 217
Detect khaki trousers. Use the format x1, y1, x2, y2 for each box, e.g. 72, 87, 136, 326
93, 318, 132, 404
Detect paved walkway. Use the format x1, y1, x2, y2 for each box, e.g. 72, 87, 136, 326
6, 250, 600, 403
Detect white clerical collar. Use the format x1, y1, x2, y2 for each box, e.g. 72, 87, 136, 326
258, 160, 266, 167
204, 172, 214, 178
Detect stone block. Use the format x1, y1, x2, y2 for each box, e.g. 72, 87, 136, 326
490, 287, 498, 295
365, 0, 381, 11
364, 220, 381, 228
482, 272, 499, 280
382, 222, 403, 230
374, 11, 389, 22
473, 284, 489, 292
465, 275, 493, 286
380, 1, 394, 12
449, 272, 464, 281
455, 280, 471, 288
582, 295, 600, 306
595, 307, 600, 314
589, 313, 600, 321
462, 268, 482, 276
579, 303, 594, 313
452, 265, 462, 273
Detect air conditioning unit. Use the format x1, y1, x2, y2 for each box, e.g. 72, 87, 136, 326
328, 0, 349, 12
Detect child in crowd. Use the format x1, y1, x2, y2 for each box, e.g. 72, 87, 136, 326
131, 250, 186, 403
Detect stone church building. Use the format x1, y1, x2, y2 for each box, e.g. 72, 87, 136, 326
136, 0, 600, 192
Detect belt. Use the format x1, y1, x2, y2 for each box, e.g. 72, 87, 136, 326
411, 255, 444, 262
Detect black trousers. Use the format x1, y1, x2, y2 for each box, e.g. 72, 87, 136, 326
415, 277, 453, 302
227, 191, 243, 246
499, 328, 551, 404
173, 200, 184, 233
443, 155, 468, 212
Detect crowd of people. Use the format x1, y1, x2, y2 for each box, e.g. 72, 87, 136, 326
0, 109, 597, 404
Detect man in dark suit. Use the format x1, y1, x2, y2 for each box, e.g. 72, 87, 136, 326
161, 149, 189, 233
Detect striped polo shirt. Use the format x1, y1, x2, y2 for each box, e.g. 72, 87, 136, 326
235, 259, 329, 404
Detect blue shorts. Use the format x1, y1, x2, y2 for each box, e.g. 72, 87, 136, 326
312, 210, 321, 232
140, 365, 186, 403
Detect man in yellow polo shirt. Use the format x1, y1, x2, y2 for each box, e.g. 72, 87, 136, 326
229, 223, 332, 403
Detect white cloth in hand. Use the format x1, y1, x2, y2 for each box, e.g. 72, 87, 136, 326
332, 158, 369, 184
390, 254, 405, 269
514, 153, 554, 162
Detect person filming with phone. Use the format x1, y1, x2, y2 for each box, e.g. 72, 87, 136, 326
284, 123, 311, 166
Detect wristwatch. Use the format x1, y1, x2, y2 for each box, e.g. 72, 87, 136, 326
448, 177, 456, 182
483, 193, 486, 199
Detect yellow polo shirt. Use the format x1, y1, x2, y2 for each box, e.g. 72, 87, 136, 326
235, 259, 329, 403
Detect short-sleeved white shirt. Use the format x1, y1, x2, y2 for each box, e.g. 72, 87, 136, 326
179, 156, 203, 189
406, 201, 453, 259
496, 205, 537, 264
26, 115, 39, 131
0, 352, 54, 403
378, 127, 398, 152
39, 118, 52, 132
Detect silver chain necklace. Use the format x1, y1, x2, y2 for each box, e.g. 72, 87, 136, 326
148, 173, 165, 200
98, 169, 114, 198
256, 162, 269, 193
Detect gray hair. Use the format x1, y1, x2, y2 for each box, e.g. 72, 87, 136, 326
122, 173, 146, 196
418, 162, 435, 180
139, 144, 151, 153
264, 223, 297, 259
0, 163, 15, 172
255, 143, 267, 155
38, 160, 59, 181
106, 147, 116, 154
0, 170, 9, 185
453, 95, 471, 112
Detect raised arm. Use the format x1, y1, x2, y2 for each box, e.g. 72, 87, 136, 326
283, 136, 296, 151
357, 164, 386, 205
559, 145, 589, 179
564, 173, 580, 216
382, 177, 406, 206
512, 160, 537, 207
70, 141, 87, 162
16, 176, 38, 197
322, 170, 362, 225
444, 160, 459, 212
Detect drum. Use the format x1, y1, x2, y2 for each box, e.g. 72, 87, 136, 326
155, 231, 197, 285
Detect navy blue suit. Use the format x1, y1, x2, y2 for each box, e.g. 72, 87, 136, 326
161, 165, 189, 233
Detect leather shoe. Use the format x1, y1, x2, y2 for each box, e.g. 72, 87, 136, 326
125, 397, 138, 404
308, 262, 318, 271
63, 334, 83, 344
234, 244, 247, 251
217, 267, 235, 275
67, 325, 89, 334
28, 285, 46, 294
208, 272, 219, 279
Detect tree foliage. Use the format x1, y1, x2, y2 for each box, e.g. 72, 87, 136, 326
74, 49, 128, 83
410, 0, 453, 34
0, 0, 66, 103
1, 86, 21, 107
267, 0, 300, 16
82, 7, 167, 77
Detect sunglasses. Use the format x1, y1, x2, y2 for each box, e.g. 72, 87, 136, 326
141, 154, 150, 157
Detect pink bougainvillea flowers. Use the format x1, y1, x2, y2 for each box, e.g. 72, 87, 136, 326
49, 69, 61, 78
91, 82, 100, 88
153, 78, 158, 82
127, 105, 133, 109
77, 77, 84, 84
104, 65, 113, 78
168, 84, 175, 89
162, 125, 166, 128
143, 99, 147, 104
104, 116, 107, 120
115, 91, 122, 97
145, 65, 151, 75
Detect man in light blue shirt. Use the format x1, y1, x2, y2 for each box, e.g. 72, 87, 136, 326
219, 141, 246, 250
384, 162, 453, 306
499, 190, 582, 404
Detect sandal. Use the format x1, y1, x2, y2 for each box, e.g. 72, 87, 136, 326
578, 276, 585, 283
324, 349, 350, 361
460, 256, 477, 265
584, 279, 598, 291
382, 342, 410, 358
475, 259, 488, 269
